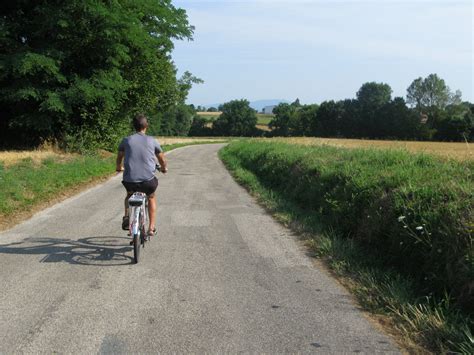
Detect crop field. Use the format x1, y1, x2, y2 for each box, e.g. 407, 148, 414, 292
256, 114, 274, 125
0, 150, 76, 167
264, 137, 473, 161
196, 112, 274, 126
256, 124, 272, 132
156, 137, 228, 145
196, 112, 220, 122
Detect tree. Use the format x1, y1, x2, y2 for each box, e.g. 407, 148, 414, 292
269, 103, 297, 136
406, 74, 462, 113
291, 98, 301, 107
339, 99, 362, 138
434, 114, 473, 141
213, 99, 257, 136
189, 115, 213, 136
0, 0, 194, 150
357, 82, 392, 109
376, 97, 421, 139
154, 104, 195, 136
432, 102, 473, 141
290, 104, 318, 136
311, 100, 344, 137
176, 71, 203, 104
356, 82, 392, 138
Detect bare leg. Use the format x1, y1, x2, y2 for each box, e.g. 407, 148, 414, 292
148, 194, 156, 231
124, 192, 132, 216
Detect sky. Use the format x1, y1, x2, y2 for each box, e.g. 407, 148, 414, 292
172, 0, 473, 106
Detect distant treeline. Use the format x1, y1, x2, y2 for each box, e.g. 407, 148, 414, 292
188, 74, 474, 142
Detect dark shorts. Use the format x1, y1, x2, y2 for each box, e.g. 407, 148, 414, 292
122, 177, 158, 196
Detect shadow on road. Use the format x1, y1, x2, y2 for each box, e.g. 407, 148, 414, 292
0, 236, 134, 266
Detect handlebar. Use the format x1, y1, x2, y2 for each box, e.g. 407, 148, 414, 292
155, 164, 168, 174
116, 164, 167, 174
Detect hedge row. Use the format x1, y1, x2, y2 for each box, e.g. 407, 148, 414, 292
221, 141, 473, 311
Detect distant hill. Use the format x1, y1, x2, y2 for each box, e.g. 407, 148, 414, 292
248, 99, 289, 111
204, 99, 288, 112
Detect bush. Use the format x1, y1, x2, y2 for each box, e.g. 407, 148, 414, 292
221, 141, 474, 311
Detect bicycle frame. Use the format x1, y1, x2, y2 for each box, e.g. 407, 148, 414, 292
128, 192, 148, 237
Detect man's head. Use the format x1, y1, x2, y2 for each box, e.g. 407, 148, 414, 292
133, 114, 149, 132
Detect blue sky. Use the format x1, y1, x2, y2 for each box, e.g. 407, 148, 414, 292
172, 0, 473, 106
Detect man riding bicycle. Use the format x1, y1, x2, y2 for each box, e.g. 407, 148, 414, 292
116, 114, 167, 238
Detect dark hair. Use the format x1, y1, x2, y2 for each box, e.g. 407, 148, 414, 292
133, 114, 148, 131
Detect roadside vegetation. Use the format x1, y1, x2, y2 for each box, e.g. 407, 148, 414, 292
220, 140, 473, 353
0, 153, 114, 230
0, 140, 221, 230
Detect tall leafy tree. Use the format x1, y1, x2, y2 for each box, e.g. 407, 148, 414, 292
356, 82, 392, 138
0, 0, 194, 150
406, 74, 462, 113
338, 99, 361, 138
356, 82, 392, 109
376, 97, 421, 139
311, 100, 344, 137
289, 104, 317, 136
431, 102, 473, 141
269, 103, 297, 136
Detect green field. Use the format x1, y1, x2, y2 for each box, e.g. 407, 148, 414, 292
256, 114, 273, 125
220, 140, 474, 353
196, 112, 220, 122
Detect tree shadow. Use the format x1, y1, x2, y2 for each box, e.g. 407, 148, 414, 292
0, 236, 135, 266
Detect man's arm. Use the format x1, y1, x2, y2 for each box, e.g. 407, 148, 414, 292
116, 151, 125, 172
156, 152, 167, 173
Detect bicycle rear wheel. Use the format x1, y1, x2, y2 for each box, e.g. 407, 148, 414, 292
133, 233, 140, 263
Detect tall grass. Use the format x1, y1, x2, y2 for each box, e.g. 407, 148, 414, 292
220, 140, 473, 353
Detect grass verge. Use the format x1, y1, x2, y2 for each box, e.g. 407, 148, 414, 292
219, 140, 473, 353
0, 154, 115, 231
0, 141, 225, 231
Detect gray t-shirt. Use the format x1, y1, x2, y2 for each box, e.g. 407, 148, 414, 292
118, 133, 163, 183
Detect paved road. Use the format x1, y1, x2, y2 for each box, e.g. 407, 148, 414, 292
0, 144, 398, 353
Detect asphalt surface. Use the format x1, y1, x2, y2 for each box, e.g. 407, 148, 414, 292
0, 144, 399, 353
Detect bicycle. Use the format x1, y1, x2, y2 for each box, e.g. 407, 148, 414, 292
126, 164, 163, 264
127, 191, 148, 264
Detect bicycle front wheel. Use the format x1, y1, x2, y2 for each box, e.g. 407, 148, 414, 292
133, 233, 140, 264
